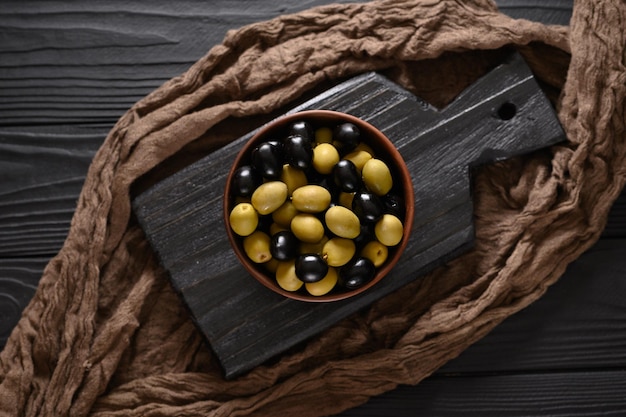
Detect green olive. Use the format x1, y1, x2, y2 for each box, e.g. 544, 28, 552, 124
360, 240, 389, 267
338, 192, 355, 209
324, 206, 360, 239
354, 142, 374, 155
280, 164, 307, 195
299, 235, 329, 255
362, 158, 393, 196
322, 237, 356, 267
315, 127, 333, 144
291, 213, 325, 243
344, 149, 372, 172
272, 200, 299, 227
276, 260, 303, 292
270, 222, 289, 236
243, 230, 272, 263
234, 196, 251, 205
264, 258, 280, 274
312, 143, 340, 175
305, 267, 338, 296
291, 185, 331, 213
229, 202, 259, 236
251, 181, 288, 215
374, 214, 404, 246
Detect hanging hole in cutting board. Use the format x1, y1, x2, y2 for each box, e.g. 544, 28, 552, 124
497, 101, 517, 120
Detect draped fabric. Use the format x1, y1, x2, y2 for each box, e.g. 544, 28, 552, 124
2, 0, 625, 416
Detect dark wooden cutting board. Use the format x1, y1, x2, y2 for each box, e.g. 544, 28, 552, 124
132, 52, 565, 379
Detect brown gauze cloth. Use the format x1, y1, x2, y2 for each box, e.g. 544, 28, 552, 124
2, 0, 625, 416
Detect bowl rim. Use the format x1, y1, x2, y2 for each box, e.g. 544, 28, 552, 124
223, 109, 414, 302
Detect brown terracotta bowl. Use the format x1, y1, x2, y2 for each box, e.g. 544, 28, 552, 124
224, 110, 414, 302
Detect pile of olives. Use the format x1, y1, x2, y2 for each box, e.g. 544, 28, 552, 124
228, 117, 406, 297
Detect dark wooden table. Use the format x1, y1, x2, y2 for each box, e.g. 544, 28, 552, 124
2, 1, 625, 415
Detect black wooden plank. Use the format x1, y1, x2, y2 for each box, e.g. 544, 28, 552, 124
0, 128, 103, 257
338, 370, 626, 416
602, 190, 626, 238
0, 0, 570, 126
0, 0, 361, 126
497, 0, 573, 25
133, 54, 566, 378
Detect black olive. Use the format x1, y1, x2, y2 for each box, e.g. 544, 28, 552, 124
312, 177, 339, 204
251, 141, 283, 180
295, 254, 329, 283
288, 120, 314, 143
256, 214, 273, 233
333, 159, 360, 193
353, 222, 375, 249
339, 257, 376, 289
270, 231, 298, 261
352, 192, 383, 223
333, 122, 360, 153
284, 134, 313, 170
304, 165, 326, 184
383, 192, 405, 219
232, 165, 263, 197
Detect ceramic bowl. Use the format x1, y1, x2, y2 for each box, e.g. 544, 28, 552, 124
224, 110, 414, 302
